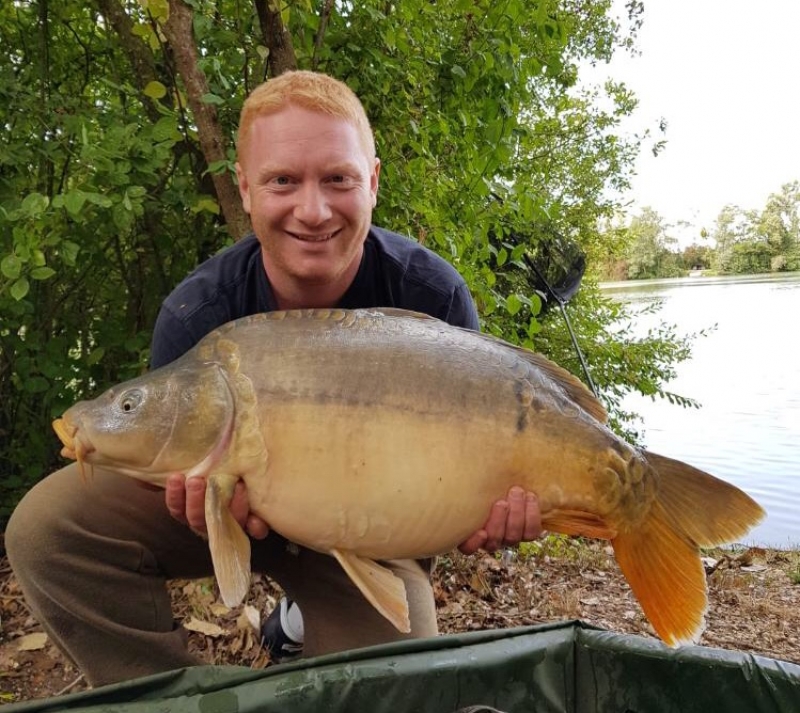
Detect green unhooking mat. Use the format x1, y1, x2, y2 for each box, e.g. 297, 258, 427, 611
6, 621, 800, 712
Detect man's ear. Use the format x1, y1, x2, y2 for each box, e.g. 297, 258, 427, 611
371, 158, 381, 207
235, 162, 251, 214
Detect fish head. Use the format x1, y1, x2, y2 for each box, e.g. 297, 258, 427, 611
53, 359, 235, 486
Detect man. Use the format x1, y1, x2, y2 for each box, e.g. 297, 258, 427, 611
6, 70, 541, 687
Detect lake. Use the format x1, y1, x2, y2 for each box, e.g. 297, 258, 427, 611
601, 272, 800, 549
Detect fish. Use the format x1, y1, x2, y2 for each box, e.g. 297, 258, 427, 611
52, 308, 764, 646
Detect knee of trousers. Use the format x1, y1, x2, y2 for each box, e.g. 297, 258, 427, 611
5, 471, 81, 579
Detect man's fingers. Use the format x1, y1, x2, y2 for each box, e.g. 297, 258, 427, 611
229, 481, 250, 527
245, 515, 270, 540
502, 486, 527, 544
482, 499, 510, 553
165, 473, 189, 525
185, 476, 207, 533
523, 492, 543, 540
458, 530, 488, 555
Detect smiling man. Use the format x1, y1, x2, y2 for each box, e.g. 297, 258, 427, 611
7, 71, 542, 686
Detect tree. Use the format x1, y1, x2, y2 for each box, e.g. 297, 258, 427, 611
623, 207, 680, 279
710, 205, 752, 273
1, 0, 691, 520
757, 181, 800, 272
681, 243, 712, 271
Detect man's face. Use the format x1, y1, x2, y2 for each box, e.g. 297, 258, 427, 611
236, 106, 380, 296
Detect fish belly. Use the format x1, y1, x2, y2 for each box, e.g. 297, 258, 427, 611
243, 400, 619, 559
245, 402, 524, 558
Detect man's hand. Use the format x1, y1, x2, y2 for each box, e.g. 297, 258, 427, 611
164, 473, 270, 539
458, 487, 542, 555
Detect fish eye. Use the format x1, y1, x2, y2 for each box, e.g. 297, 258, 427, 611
119, 389, 143, 413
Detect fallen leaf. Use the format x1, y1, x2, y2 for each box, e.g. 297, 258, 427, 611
184, 617, 226, 637
241, 605, 260, 632
16, 633, 48, 651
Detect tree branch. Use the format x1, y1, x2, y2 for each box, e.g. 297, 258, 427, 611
254, 0, 297, 78
162, 0, 251, 240
312, 0, 335, 70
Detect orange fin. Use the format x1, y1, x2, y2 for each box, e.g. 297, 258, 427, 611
612, 500, 707, 646
542, 509, 617, 540
331, 549, 411, 633
645, 450, 765, 546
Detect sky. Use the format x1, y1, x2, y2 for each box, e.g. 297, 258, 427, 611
586, 0, 800, 245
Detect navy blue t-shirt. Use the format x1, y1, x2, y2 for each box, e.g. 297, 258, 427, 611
150, 226, 479, 369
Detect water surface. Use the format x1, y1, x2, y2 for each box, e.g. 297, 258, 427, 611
602, 272, 800, 548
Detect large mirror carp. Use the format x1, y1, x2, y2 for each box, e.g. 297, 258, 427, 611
53, 308, 764, 646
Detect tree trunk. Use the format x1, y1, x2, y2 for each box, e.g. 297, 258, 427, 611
162, 0, 251, 240
94, 0, 162, 124
254, 0, 298, 77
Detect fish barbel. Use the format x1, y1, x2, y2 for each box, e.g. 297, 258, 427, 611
52, 308, 764, 645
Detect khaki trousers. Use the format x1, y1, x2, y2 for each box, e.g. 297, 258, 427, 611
5, 463, 438, 686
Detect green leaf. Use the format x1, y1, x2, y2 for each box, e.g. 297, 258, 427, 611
201, 93, 225, 105
505, 293, 522, 316
21, 192, 49, 217
2, 254, 22, 279
10, 277, 30, 301
63, 189, 88, 216
22, 376, 50, 393
144, 81, 167, 99
145, 0, 169, 22
192, 197, 221, 215
205, 160, 232, 175
87, 347, 106, 365
61, 241, 80, 266
85, 192, 113, 208
30, 267, 56, 281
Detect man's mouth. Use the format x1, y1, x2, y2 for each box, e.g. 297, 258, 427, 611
290, 230, 339, 243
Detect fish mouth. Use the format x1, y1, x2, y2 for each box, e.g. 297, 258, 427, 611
52, 417, 94, 479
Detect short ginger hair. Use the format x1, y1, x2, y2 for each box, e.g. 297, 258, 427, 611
237, 70, 376, 162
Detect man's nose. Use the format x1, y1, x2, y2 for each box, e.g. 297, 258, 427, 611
294, 184, 332, 224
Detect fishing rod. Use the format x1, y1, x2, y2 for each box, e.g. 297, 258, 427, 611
521, 248, 599, 398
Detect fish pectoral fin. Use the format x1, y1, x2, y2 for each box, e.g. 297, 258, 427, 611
205, 474, 252, 608
331, 549, 411, 634
542, 509, 617, 540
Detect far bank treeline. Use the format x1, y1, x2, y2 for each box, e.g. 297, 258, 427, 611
1, 0, 701, 521
601, 181, 800, 280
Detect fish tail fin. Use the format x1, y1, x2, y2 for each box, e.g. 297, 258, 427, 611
612, 451, 765, 646
205, 475, 252, 608
644, 451, 765, 546
612, 501, 707, 645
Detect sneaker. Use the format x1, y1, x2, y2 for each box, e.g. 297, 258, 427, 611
261, 598, 304, 662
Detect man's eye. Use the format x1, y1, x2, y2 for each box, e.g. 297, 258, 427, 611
273, 176, 291, 185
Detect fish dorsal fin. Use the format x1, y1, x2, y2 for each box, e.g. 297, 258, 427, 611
361, 307, 437, 321
473, 332, 607, 424
522, 350, 606, 423
205, 474, 252, 607
331, 549, 411, 633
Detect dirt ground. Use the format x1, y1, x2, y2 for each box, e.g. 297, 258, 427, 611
2, 540, 799, 705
